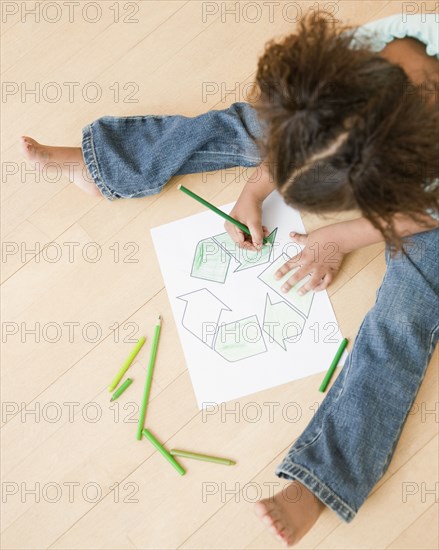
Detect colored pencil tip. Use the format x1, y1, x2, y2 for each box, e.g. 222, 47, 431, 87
177, 184, 182, 190
157, 315, 162, 325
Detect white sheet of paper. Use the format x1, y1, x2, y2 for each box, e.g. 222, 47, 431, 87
151, 191, 347, 409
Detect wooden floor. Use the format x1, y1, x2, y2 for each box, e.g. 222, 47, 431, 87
1, 1, 438, 548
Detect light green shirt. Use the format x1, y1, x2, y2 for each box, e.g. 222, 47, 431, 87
352, 13, 439, 58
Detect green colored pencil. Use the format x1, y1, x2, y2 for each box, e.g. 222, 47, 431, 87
108, 336, 145, 392
170, 449, 236, 466
136, 317, 161, 440
319, 338, 348, 392
178, 184, 268, 245
143, 429, 186, 476
110, 378, 133, 402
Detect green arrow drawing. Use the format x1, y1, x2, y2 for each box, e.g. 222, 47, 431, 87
177, 288, 231, 347
191, 237, 231, 283
213, 314, 267, 362
212, 228, 277, 272
258, 254, 314, 319
263, 294, 305, 350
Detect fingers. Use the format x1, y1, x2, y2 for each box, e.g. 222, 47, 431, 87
271, 230, 339, 296
274, 254, 301, 280
297, 272, 334, 295
280, 266, 310, 293
225, 219, 266, 251
248, 222, 264, 250
313, 273, 333, 292
290, 232, 308, 244
225, 221, 245, 246
273, 232, 308, 279
241, 240, 256, 251
297, 272, 325, 295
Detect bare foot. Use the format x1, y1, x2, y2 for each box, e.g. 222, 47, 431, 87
20, 136, 102, 197
254, 481, 324, 546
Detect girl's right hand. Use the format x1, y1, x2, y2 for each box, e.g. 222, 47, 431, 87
225, 195, 269, 250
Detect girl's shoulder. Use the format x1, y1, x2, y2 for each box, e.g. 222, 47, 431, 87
349, 13, 439, 58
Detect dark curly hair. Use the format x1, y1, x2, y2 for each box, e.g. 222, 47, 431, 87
250, 13, 439, 247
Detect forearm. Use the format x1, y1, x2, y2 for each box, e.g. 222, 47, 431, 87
326, 214, 438, 253
239, 159, 276, 203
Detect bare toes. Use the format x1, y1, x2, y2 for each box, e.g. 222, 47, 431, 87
254, 499, 272, 518
268, 524, 281, 537
268, 523, 290, 546
261, 514, 275, 528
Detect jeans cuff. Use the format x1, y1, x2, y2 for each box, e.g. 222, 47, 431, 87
275, 460, 356, 523
81, 123, 117, 201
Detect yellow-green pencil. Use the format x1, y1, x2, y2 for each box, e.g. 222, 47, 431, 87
170, 449, 236, 466
108, 336, 145, 392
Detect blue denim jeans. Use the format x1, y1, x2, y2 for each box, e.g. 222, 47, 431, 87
276, 232, 439, 521
81, 103, 265, 200
82, 103, 439, 522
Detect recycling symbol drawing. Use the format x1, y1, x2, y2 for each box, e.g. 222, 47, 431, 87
177, 228, 314, 362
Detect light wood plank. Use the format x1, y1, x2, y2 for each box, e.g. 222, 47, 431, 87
2, 2, 438, 550
387, 504, 439, 550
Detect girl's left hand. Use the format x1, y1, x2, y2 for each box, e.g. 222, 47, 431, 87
274, 228, 346, 295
